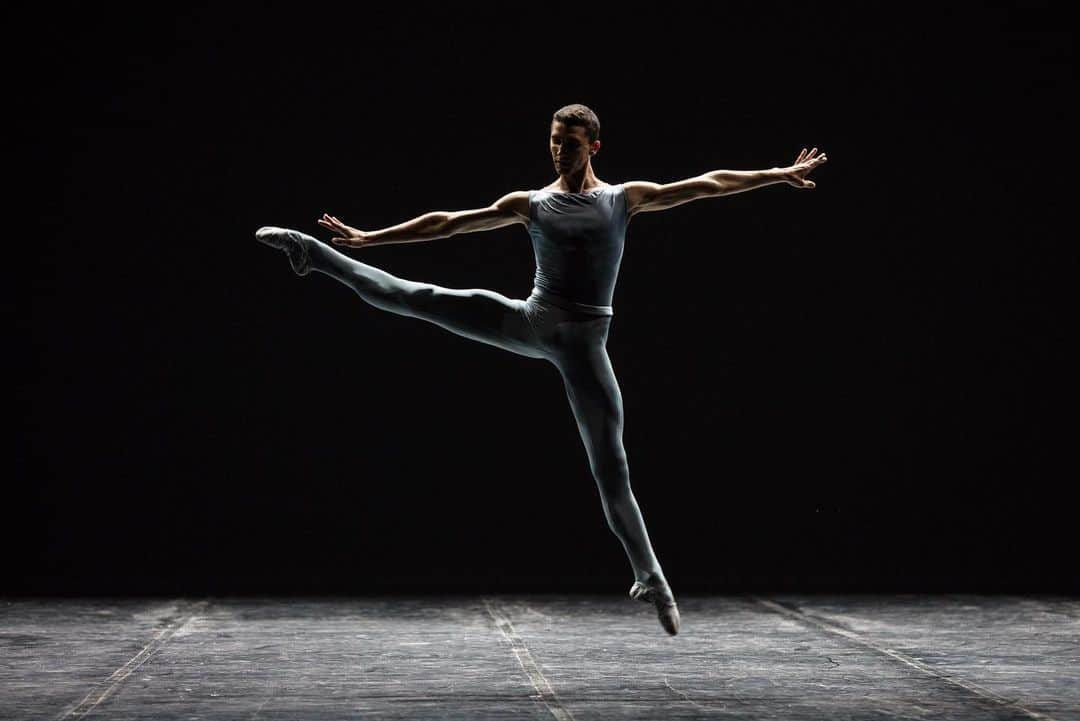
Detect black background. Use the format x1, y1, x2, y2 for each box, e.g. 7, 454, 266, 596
9, 4, 1072, 595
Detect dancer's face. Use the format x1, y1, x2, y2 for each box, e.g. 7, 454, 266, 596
550, 121, 599, 176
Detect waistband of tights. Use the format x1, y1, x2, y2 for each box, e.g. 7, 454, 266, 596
530, 286, 614, 316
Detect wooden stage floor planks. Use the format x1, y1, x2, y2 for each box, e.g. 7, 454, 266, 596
1, 595, 1076, 720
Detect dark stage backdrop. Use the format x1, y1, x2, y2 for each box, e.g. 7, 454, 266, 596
8, 5, 1071, 595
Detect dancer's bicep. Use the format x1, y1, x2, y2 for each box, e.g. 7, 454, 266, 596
624, 177, 720, 216
443, 191, 531, 236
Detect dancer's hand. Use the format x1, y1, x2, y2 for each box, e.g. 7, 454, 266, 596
780, 147, 828, 189
317, 213, 369, 247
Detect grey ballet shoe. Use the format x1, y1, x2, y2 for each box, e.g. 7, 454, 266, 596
255, 226, 313, 276
629, 576, 681, 636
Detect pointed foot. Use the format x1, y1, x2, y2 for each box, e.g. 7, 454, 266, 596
629, 577, 681, 636
255, 226, 313, 276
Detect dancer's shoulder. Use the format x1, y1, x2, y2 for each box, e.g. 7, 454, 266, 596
491, 190, 531, 226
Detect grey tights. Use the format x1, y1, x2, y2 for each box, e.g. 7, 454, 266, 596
305, 237, 667, 586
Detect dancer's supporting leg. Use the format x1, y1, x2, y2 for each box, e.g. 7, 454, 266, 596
557, 342, 666, 584
257, 227, 543, 359
557, 341, 680, 634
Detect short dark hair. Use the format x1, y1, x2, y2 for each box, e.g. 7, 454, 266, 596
553, 104, 600, 144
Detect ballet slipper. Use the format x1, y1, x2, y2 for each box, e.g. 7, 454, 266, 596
629, 576, 681, 636
255, 226, 313, 276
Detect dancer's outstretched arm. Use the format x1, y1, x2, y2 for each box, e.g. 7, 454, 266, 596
316, 191, 531, 249
624, 147, 828, 217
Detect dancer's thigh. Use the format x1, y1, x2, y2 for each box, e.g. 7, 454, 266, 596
394, 280, 544, 359
554, 342, 626, 470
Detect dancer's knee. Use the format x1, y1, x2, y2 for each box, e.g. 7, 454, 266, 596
388, 280, 448, 313
592, 453, 631, 498
598, 474, 635, 534
407, 281, 443, 305
348, 270, 419, 313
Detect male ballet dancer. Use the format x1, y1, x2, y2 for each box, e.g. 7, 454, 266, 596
256, 104, 827, 635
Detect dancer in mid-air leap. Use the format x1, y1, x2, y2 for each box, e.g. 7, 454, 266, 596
256, 103, 827, 635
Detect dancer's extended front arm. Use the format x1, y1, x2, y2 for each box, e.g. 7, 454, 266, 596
318, 191, 531, 248
624, 147, 827, 217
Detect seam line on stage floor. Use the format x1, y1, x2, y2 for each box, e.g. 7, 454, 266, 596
750, 596, 1060, 721
483, 598, 577, 721
54, 598, 211, 721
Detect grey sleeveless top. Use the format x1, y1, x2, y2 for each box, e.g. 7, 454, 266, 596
527, 183, 629, 315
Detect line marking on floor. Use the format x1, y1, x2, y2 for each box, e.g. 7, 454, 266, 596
482, 597, 577, 721
750, 595, 1059, 721
55, 598, 211, 720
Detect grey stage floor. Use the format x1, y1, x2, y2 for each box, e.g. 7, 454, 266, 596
1, 595, 1077, 720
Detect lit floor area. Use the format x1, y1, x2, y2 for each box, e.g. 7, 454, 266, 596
2, 594, 1077, 720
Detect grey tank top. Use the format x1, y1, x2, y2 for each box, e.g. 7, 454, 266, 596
527, 183, 629, 315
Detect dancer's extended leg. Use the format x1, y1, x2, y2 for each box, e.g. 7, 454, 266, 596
258, 227, 543, 359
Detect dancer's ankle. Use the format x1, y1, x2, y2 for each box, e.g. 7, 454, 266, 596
638, 570, 667, 587
303, 235, 331, 272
